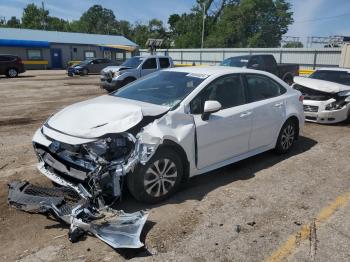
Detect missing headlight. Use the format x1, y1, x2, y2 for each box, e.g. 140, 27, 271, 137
83, 133, 135, 164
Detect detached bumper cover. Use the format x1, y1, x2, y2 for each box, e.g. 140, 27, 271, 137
7, 180, 149, 249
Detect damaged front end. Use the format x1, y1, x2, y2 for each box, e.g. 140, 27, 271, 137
8, 128, 160, 249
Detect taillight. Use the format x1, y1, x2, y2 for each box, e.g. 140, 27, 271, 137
299, 95, 304, 102
16, 58, 23, 64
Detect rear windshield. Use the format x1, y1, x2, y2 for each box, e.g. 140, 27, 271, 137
220, 56, 249, 67
111, 71, 207, 107
309, 70, 350, 85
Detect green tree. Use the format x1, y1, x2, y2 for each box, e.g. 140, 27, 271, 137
21, 3, 49, 29
6, 16, 21, 28
283, 42, 303, 48
76, 5, 118, 34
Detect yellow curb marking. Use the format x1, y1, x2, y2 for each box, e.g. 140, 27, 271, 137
266, 192, 350, 262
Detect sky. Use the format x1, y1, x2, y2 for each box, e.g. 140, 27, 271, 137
0, 0, 350, 40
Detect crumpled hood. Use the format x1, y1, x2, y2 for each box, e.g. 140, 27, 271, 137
47, 95, 169, 138
102, 66, 133, 74
294, 76, 350, 93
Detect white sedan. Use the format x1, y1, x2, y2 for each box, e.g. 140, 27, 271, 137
33, 66, 304, 203
294, 68, 350, 124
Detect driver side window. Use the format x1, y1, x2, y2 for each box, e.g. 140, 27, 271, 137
142, 58, 157, 69
190, 74, 246, 114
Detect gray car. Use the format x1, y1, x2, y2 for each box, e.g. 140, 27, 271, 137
100, 55, 174, 92
68, 58, 117, 76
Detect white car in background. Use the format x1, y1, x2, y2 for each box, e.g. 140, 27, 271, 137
33, 67, 304, 204
294, 68, 350, 124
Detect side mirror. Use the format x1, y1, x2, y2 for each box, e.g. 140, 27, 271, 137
202, 100, 222, 120
250, 63, 259, 69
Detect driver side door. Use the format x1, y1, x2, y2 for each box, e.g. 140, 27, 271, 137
190, 74, 252, 169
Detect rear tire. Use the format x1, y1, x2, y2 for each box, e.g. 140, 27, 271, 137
127, 147, 183, 204
274, 119, 297, 154
7, 68, 18, 78
80, 68, 88, 76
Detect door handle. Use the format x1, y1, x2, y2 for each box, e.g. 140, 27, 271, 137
240, 111, 252, 118
273, 102, 283, 107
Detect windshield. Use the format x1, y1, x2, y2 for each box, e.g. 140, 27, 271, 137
121, 57, 144, 68
220, 56, 249, 67
111, 71, 207, 107
310, 70, 350, 85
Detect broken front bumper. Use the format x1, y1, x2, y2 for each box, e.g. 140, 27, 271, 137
303, 100, 350, 124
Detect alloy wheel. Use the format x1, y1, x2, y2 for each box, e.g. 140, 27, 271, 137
281, 124, 295, 150
8, 69, 17, 77
144, 158, 178, 198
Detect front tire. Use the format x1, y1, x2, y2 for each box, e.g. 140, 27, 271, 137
274, 120, 297, 154
127, 147, 183, 203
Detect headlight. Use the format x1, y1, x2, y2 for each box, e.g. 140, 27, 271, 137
112, 71, 120, 78
338, 90, 350, 96
325, 101, 346, 111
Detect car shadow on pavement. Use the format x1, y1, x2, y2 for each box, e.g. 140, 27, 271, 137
117, 135, 317, 213
0, 75, 35, 79
113, 135, 317, 259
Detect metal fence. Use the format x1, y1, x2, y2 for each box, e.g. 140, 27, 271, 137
140, 48, 342, 69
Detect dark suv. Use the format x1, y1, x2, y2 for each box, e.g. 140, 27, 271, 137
0, 55, 25, 77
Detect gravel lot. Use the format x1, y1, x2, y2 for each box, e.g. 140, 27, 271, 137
0, 70, 349, 262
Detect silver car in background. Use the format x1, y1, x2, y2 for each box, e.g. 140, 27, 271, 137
100, 55, 174, 92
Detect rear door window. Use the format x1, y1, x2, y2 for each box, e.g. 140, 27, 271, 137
142, 58, 157, 69
248, 56, 264, 68
0, 56, 14, 61
244, 74, 286, 102
159, 58, 170, 68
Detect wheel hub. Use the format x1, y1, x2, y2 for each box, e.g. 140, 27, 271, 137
144, 158, 178, 197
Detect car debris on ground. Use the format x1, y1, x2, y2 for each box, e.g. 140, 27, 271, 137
8, 180, 149, 249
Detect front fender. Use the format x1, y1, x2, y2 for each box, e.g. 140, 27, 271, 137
113, 71, 138, 81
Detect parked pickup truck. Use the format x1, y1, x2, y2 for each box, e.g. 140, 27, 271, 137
220, 54, 299, 84
100, 55, 174, 92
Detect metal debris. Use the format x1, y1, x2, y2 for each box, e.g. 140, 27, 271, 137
7, 180, 149, 249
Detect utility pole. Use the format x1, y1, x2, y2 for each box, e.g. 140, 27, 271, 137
201, 2, 206, 49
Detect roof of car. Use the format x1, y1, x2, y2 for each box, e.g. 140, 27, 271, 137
135, 55, 171, 58
165, 66, 265, 76
316, 67, 350, 73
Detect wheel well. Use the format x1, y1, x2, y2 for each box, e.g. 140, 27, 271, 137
286, 116, 299, 139
124, 76, 136, 82
161, 140, 190, 183
283, 73, 293, 83
7, 67, 18, 72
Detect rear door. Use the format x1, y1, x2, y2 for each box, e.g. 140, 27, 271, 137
141, 58, 158, 77
98, 59, 111, 71
242, 74, 286, 150
190, 74, 252, 169
159, 57, 171, 69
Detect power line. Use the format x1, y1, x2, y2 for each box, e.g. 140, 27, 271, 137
294, 12, 350, 23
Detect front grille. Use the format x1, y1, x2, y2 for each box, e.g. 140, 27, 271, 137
305, 116, 317, 121
303, 105, 319, 112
